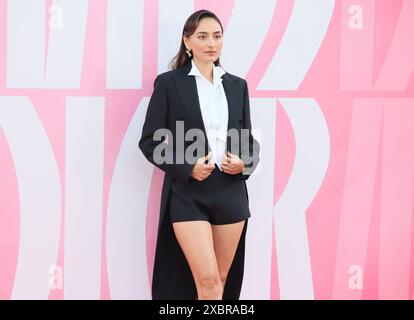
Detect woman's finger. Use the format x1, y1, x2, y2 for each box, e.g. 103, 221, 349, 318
223, 155, 232, 164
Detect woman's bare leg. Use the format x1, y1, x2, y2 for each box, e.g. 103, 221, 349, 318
172, 220, 223, 300
211, 220, 246, 291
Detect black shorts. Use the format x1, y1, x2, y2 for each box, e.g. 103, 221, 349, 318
168, 164, 251, 225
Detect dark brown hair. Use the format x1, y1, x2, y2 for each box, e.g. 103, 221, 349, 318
169, 9, 224, 70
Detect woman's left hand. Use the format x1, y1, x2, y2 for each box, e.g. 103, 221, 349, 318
220, 151, 244, 175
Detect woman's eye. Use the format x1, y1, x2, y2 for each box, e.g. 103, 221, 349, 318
198, 35, 221, 39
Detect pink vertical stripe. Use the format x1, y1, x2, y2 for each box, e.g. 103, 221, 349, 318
378, 99, 414, 299
374, 0, 414, 91
340, 0, 375, 91
332, 99, 383, 299
0, 130, 20, 300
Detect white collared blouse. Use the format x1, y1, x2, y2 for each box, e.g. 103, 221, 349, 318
187, 59, 228, 170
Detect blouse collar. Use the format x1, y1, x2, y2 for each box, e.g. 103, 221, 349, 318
188, 59, 226, 86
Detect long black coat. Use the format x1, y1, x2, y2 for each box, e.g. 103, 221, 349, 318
138, 60, 260, 299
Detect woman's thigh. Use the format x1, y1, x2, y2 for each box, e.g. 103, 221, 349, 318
211, 220, 246, 285
172, 220, 221, 286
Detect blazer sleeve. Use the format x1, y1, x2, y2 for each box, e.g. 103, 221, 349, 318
233, 79, 260, 180
138, 74, 195, 182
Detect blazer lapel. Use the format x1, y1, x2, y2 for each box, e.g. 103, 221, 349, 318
173, 61, 240, 153
221, 73, 240, 135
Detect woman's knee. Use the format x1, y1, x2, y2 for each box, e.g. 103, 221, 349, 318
197, 274, 223, 295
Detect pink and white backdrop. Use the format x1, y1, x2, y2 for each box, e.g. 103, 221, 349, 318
0, 0, 413, 300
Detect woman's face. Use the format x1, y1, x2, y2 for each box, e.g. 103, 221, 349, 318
183, 17, 223, 64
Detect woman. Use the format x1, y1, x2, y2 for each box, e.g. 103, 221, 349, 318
139, 9, 260, 300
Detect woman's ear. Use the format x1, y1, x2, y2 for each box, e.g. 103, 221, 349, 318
183, 36, 193, 51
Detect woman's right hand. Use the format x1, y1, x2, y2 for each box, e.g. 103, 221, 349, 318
190, 151, 215, 181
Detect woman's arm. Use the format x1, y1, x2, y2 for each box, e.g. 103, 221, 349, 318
233, 79, 260, 180
139, 74, 195, 182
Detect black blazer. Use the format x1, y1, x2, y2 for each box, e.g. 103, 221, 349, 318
138, 60, 260, 299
